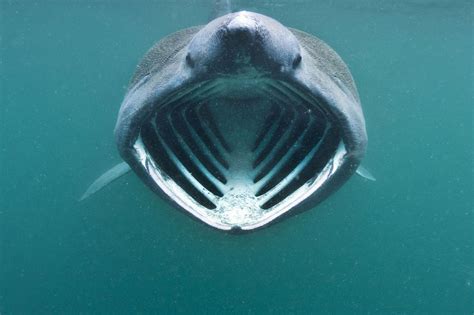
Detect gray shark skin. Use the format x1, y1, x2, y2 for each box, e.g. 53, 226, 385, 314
114, 11, 367, 231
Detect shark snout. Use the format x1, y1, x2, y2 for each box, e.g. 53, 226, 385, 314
225, 12, 258, 40
187, 11, 301, 75
212, 12, 268, 72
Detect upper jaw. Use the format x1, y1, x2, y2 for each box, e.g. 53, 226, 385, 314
118, 74, 354, 231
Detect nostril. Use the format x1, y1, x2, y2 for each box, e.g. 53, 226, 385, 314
186, 53, 195, 68
292, 54, 302, 68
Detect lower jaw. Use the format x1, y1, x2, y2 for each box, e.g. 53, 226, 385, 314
132, 78, 345, 230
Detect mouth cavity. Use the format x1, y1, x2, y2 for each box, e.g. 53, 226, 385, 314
133, 78, 346, 230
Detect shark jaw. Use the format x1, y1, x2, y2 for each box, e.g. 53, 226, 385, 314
129, 76, 347, 231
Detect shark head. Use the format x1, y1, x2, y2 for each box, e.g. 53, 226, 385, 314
114, 11, 367, 231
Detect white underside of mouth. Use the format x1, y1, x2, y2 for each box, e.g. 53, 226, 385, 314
132, 78, 346, 230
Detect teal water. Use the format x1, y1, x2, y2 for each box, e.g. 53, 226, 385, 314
1, 1, 472, 313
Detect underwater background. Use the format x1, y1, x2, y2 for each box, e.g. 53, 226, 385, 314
1, 0, 472, 313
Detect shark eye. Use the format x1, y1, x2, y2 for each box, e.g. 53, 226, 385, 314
292, 53, 302, 68
186, 53, 195, 68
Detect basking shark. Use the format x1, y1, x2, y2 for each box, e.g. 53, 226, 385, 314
82, 10, 374, 231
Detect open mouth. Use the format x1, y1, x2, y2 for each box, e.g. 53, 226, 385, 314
132, 77, 346, 230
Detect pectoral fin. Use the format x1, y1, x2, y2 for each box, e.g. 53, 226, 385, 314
80, 162, 131, 201
356, 165, 376, 181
